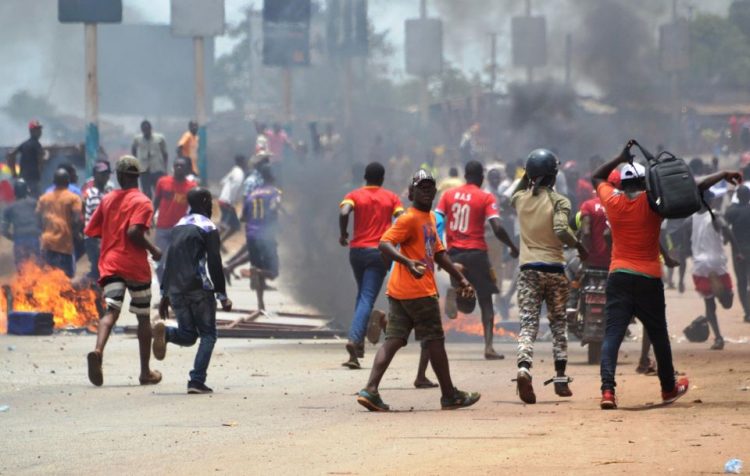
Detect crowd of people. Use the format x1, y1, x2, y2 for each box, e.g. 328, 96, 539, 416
1, 116, 749, 410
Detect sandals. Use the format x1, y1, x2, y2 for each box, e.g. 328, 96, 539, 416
152, 321, 167, 361
357, 389, 390, 411
414, 379, 439, 389
139, 370, 163, 385
87, 351, 103, 387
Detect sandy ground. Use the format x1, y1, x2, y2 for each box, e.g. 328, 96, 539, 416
1, 263, 750, 476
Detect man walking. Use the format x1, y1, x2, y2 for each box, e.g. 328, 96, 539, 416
132, 120, 168, 199
2, 179, 41, 269
218, 154, 248, 244
511, 149, 587, 404
6, 120, 45, 197
176, 120, 199, 178
36, 168, 82, 278
84, 155, 162, 387
726, 185, 750, 322
592, 140, 741, 409
435, 160, 519, 360
153, 157, 197, 284
82, 160, 113, 280
355, 170, 480, 412
152, 188, 232, 394
339, 162, 404, 369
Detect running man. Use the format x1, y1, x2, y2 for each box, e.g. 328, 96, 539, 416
243, 165, 281, 310
592, 140, 741, 409
435, 160, 519, 360
339, 162, 404, 369
511, 149, 588, 404
356, 170, 480, 412
84, 156, 162, 387
726, 185, 750, 322
153, 188, 232, 394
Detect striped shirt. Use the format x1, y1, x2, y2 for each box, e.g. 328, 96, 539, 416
83, 182, 114, 227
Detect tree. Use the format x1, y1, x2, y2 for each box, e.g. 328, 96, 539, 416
688, 13, 750, 90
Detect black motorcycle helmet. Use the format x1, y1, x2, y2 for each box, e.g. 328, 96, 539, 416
524, 149, 559, 195
13, 178, 29, 199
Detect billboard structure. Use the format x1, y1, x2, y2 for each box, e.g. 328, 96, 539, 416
171, 0, 225, 37
263, 0, 312, 66
58, 0, 122, 23
98, 24, 214, 117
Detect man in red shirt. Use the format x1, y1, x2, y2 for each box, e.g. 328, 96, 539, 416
153, 157, 197, 284
579, 195, 611, 270
339, 162, 404, 369
84, 155, 163, 387
592, 140, 741, 409
435, 161, 519, 359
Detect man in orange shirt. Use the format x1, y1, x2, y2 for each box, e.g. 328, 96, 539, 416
356, 170, 480, 412
592, 140, 742, 409
177, 120, 199, 177
339, 162, 404, 369
36, 168, 82, 277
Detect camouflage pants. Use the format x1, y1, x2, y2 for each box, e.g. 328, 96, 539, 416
516, 269, 570, 367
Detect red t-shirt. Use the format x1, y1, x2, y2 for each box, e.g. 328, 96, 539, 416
340, 186, 404, 248
579, 197, 611, 269
84, 188, 154, 283
154, 176, 197, 228
576, 178, 595, 206
435, 183, 499, 251
596, 182, 663, 278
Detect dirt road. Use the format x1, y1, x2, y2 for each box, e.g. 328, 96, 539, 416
1, 282, 749, 475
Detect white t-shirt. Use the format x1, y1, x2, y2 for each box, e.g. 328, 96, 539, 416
691, 211, 728, 276
219, 166, 245, 205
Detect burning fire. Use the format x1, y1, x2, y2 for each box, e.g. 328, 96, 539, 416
443, 313, 517, 338
0, 261, 100, 333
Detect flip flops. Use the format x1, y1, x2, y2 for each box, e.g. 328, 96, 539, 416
87, 351, 103, 387
440, 388, 481, 410
139, 370, 163, 385
366, 309, 386, 345
414, 379, 439, 389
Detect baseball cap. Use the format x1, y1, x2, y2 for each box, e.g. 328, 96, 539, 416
411, 169, 436, 188
607, 169, 622, 188
93, 160, 111, 173
620, 162, 646, 181
28, 119, 42, 130
115, 155, 142, 175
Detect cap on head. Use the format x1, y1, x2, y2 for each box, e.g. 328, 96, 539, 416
93, 160, 111, 173
620, 162, 646, 181
116, 155, 142, 175
28, 119, 42, 130
410, 169, 436, 188
608, 169, 622, 188
524, 149, 559, 180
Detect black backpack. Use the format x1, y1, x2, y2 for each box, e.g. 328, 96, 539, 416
632, 141, 703, 219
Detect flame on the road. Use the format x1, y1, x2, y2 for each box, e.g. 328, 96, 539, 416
0, 261, 100, 333
443, 313, 517, 338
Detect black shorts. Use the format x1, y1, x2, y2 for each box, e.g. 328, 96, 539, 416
448, 248, 499, 297
219, 202, 240, 231
247, 237, 279, 278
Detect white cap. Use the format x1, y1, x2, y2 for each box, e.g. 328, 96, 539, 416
621, 162, 646, 180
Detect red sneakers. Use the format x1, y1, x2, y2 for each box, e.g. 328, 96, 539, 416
600, 390, 617, 409
662, 377, 690, 404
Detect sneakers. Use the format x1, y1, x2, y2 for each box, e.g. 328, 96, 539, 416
662, 377, 689, 404
552, 377, 573, 397
357, 389, 390, 411
187, 380, 213, 394
152, 321, 167, 361
600, 390, 617, 409
710, 337, 724, 350
515, 368, 536, 404
445, 287, 458, 319
440, 388, 481, 410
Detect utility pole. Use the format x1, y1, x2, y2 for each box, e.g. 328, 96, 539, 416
489, 32, 498, 93
84, 23, 98, 175
525, 0, 533, 84
419, 0, 429, 128
194, 36, 208, 180
672, 0, 680, 148
283, 68, 293, 121
564, 33, 572, 86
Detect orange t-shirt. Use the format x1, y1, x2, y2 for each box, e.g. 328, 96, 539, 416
596, 182, 662, 278
381, 208, 445, 300
36, 188, 82, 255
177, 131, 199, 175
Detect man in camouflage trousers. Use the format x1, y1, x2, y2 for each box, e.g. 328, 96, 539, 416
511, 149, 588, 404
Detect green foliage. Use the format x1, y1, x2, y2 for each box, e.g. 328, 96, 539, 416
689, 13, 750, 89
